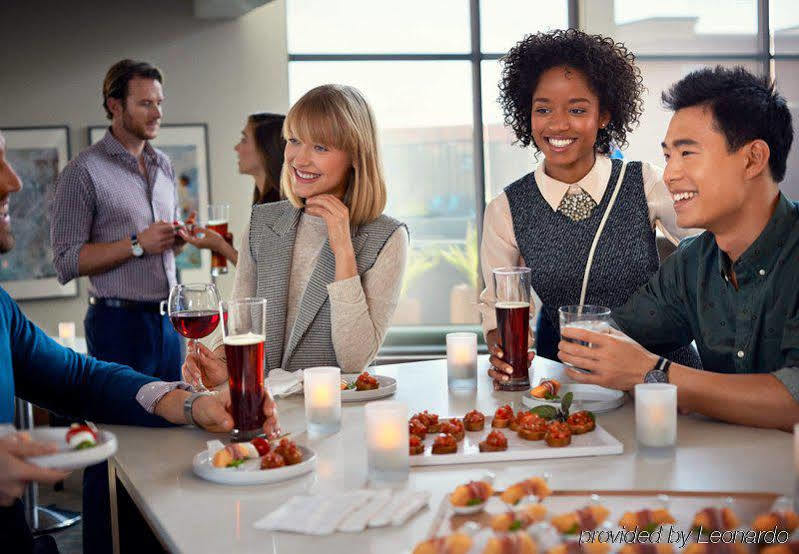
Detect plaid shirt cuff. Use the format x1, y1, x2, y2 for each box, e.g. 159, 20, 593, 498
135, 381, 195, 414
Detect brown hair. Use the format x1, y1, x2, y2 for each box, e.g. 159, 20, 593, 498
102, 59, 164, 120
247, 113, 286, 205
281, 84, 387, 225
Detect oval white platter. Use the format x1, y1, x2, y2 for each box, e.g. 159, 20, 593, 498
26, 427, 118, 470
522, 383, 625, 414
340, 375, 397, 402
193, 445, 316, 485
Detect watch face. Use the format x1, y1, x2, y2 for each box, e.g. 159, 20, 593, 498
132, 243, 144, 257
644, 370, 667, 384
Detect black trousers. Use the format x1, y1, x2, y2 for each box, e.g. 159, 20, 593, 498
1, 500, 59, 554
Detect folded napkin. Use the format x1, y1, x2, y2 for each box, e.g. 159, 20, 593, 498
253, 489, 430, 535
266, 368, 304, 398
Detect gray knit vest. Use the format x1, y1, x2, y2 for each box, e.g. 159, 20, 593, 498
505, 159, 701, 368
248, 200, 404, 373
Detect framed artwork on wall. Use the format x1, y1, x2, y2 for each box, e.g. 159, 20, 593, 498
0, 125, 77, 300
88, 123, 212, 283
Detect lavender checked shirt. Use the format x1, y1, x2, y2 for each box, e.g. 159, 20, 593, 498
50, 129, 179, 301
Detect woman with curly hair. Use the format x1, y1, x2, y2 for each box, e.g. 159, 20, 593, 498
480, 28, 701, 388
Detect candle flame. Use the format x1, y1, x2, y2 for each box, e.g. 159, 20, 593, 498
311, 384, 333, 407
375, 423, 402, 449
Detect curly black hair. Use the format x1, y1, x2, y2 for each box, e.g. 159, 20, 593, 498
498, 28, 644, 155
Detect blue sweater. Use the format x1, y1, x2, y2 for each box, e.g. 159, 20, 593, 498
0, 287, 170, 427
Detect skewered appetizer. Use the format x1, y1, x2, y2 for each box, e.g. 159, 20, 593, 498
340, 379, 350, 390
483, 531, 537, 554
492, 405, 514, 428
409, 434, 425, 455
531, 378, 561, 399
450, 480, 493, 507
432, 433, 458, 455
761, 542, 799, 554
549, 542, 611, 554
551, 505, 611, 534
274, 438, 303, 465
479, 430, 509, 452
413, 534, 473, 554
517, 414, 549, 441
500, 477, 552, 505
261, 452, 286, 469
463, 409, 485, 431
567, 411, 596, 435
752, 510, 799, 533
683, 543, 747, 554
618, 508, 676, 531
490, 503, 548, 531
212, 442, 260, 468
620, 545, 675, 554
413, 411, 441, 433
355, 372, 379, 391
545, 422, 572, 447
439, 418, 465, 441
692, 507, 739, 532
409, 418, 427, 439
66, 423, 98, 450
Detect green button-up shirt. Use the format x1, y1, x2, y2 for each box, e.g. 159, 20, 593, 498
613, 193, 799, 399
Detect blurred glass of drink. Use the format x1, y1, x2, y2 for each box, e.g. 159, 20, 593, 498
493, 267, 532, 391
208, 204, 230, 276
558, 305, 612, 370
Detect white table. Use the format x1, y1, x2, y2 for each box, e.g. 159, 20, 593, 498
106, 355, 793, 553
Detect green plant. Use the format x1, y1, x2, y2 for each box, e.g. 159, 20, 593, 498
440, 224, 479, 290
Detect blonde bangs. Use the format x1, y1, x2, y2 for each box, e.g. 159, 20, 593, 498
281, 84, 388, 225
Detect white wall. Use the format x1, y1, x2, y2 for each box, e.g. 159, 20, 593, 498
0, 0, 289, 335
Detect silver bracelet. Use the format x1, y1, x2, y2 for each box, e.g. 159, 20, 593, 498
183, 391, 214, 427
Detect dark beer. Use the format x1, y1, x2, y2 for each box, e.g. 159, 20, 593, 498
208, 219, 228, 275
225, 333, 266, 438
169, 309, 220, 339
495, 301, 530, 390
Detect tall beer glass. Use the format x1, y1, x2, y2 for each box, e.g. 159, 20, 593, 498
493, 267, 532, 391
208, 204, 230, 276
220, 298, 267, 441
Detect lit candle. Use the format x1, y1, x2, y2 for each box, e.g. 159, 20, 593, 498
365, 401, 409, 483
304, 366, 341, 436
635, 384, 677, 455
446, 332, 477, 390
58, 321, 76, 349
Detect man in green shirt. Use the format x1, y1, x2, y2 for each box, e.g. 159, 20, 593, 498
557, 66, 799, 431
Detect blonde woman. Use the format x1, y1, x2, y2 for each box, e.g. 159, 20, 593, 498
184, 84, 408, 382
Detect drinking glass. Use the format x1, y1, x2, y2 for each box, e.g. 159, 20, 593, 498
160, 283, 221, 391
493, 266, 532, 391
220, 298, 267, 441
208, 204, 230, 276
558, 305, 612, 372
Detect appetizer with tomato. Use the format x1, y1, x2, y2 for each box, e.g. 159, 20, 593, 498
355, 372, 379, 391
618, 508, 675, 531
492, 405, 514, 428
212, 442, 260, 468
509, 409, 534, 432
752, 510, 799, 533
620, 545, 675, 554
274, 438, 303, 465
551, 505, 611, 534
409, 418, 427, 439
567, 411, 596, 434
517, 413, 549, 441
548, 542, 611, 554
483, 531, 536, 554
500, 477, 552, 505
412, 410, 441, 433
463, 409, 485, 432
762, 543, 799, 554
692, 507, 739, 532
66, 423, 98, 451
449, 480, 493, 507
431, 433, 458, 455
409, 434, 425, 456
530, 378, 560, 399
260, 451, 286, 469
412, 533, 472, 554
439, 418, 465, 442
545, 421, 572, 447
479, 429, 508, 452
683, 544, 746, 554
490, 503, 547, 531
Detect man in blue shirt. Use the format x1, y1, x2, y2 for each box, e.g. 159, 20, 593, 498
0, 130, 279, 551
556, 66, 799, 431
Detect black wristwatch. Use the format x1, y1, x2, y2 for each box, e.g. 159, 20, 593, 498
643, 357, 671, 383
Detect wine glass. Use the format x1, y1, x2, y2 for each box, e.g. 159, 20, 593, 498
161, 283, 222, 391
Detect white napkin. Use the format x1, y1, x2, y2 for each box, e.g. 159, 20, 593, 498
266, 368, 304, 398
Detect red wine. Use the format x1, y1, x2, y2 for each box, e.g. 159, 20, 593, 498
170, 310, 220, 339
495, 301, 530, 387
225, 333, 266, 432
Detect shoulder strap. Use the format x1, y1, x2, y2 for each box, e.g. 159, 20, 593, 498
578, 162, 628, 306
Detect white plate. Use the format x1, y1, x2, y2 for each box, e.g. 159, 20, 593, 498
409, 416, 622, 467
26, 427, 118, 470
340, 375, 397, 402
193, 445, 316, 485
522, 383, 625, 414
